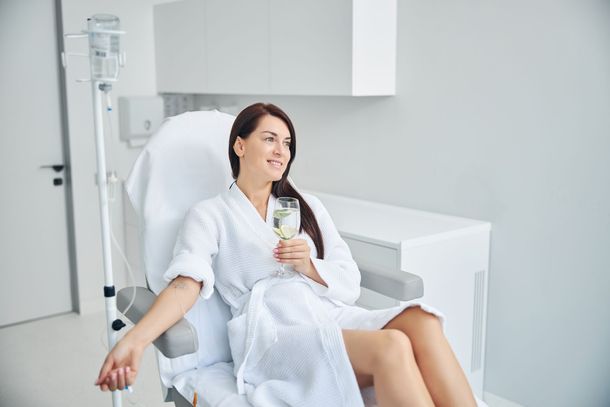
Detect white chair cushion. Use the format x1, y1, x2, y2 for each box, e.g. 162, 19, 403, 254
125, 110, 237, 384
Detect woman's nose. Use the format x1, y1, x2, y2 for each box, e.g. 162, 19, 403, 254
274, 142, 287, 155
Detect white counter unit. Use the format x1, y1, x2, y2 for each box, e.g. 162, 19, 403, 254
306, 189, 491, 399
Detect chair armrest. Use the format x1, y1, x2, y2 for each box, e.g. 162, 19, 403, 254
117, 287, 198, 358
360, 267, 424, 301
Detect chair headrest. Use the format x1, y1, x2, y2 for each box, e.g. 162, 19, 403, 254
125, 110, 236, 293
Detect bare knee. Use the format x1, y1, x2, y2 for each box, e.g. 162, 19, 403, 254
372, 329, 414, 372
409, 306, 442, 329
385, 307, 444, 351
400, 307, 444, 351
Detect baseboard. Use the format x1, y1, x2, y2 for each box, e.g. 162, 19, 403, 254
484, 391, 525, 407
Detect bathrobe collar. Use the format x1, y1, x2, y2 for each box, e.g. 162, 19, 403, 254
224, 182, 278, 248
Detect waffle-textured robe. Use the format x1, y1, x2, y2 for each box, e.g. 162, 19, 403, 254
164, 183, 444, 406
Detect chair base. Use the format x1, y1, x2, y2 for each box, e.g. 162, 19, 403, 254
168, 387, 192, 407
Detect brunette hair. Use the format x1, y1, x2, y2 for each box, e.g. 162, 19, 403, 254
228, 103, 324, 259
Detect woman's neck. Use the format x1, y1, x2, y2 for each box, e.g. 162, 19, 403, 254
235, 177, 272, 208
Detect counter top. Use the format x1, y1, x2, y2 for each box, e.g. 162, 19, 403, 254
304, 189, 491, 248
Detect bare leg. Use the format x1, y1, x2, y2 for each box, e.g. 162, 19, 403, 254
383, 306, 477, 407
342, 329, 434, 407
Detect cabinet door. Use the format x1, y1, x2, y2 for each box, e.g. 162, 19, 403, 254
155, 0, 207, 93
205, 0, 269, 94
269, 0, 353, 95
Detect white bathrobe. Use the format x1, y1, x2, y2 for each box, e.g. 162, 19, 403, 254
163, 182, 444, 407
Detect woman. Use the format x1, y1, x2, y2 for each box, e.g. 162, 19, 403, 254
96, 103, 477, 406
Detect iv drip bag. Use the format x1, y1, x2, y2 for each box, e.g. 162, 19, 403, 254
87, 14, 121, 81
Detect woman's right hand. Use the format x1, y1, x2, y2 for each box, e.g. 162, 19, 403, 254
95, 336, 144, 392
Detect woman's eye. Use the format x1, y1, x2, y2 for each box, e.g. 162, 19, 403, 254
265, 137, 274, 142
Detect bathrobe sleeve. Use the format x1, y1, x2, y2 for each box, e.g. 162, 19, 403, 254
163, 202, 219, 300
301, 194, 361, 305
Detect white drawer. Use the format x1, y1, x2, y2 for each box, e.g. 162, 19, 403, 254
342, 235, 400, 273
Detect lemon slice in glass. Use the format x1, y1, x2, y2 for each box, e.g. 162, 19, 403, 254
273, 225, 297, 240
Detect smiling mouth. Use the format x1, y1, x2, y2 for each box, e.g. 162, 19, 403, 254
267, 160, 283, 168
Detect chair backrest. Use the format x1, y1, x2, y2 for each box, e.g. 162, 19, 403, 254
125, 110, 235, 374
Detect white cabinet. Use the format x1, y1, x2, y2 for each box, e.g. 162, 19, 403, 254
154, 0, 207, 94
154, 0, 396, 96
269, 0, 352, 95
204, 0, 269, 94
307, 190, 491, 400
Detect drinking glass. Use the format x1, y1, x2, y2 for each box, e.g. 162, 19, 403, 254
272, 197, 300, 277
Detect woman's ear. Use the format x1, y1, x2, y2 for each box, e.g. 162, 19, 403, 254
233, 136, 244, 157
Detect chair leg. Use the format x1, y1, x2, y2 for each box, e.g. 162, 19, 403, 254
168, 387, 193, 407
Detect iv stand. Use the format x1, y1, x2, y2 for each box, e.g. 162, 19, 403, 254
63, 25, 127, 407
92, 80, 122, 407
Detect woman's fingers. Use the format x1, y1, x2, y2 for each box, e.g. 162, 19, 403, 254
96, 339, 144, 392
275, 240, 309, 267
273, 246, 310, 254
99, 367, 137, 392
276, 249, 308, 258
117, 367, 126, 390
275, 240, 309, 256
276, 253, 308, 264
106, 372, 117, 392
277, 238, 306, 247
96, 357, 114, 385
274, 241, 310, 274
125, 366, 133, 386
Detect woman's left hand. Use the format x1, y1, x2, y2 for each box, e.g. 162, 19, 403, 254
274, 239, 313, 276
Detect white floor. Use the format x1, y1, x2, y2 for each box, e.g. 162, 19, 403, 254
0, 311, 166, 407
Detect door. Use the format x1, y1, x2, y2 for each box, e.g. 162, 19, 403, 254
0, 0, 73, 326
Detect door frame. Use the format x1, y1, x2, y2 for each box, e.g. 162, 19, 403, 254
54, 0, 79, 313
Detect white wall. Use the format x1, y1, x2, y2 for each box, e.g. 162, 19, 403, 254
60, 0, 157, 313
195, 1, 610, 406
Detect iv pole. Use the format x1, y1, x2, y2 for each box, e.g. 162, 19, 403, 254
92, 79, 123, 407
63, 17, 126, 407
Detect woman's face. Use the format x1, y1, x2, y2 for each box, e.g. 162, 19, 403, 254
234, 114, 292, 182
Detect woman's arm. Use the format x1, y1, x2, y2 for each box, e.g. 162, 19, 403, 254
124, 275, 202, 348
96, 203, 219, 391
95, 275, 202, 391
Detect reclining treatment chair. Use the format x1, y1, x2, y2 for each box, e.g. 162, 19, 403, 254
118, 110, 424, 407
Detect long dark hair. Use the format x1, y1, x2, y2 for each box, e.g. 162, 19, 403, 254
228, 103, 324, 259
